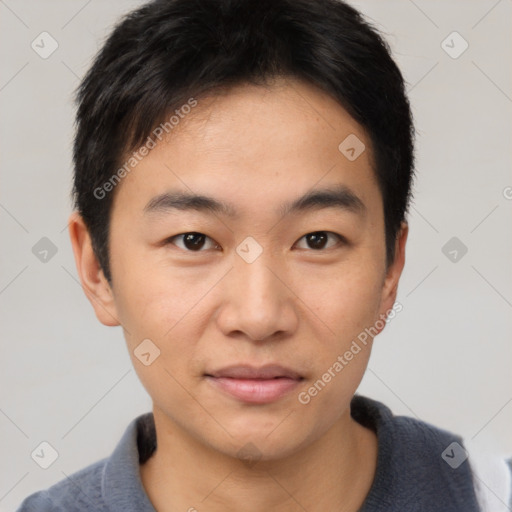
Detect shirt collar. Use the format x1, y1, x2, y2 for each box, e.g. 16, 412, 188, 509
102, 412, 156, 512
100, 396, 387, 512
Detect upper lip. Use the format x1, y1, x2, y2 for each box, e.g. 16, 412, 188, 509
205, 364, 303, 380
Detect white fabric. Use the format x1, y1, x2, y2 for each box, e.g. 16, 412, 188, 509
465, 440, 511, 512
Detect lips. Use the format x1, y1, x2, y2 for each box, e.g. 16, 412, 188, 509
204, 364, 304, 404
205, 364, 303, 380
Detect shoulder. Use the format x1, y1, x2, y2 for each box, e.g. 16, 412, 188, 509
391, 412, 512, 510
15, 412, 155, 512
15, 457, 108, 512
387, 412, 512, 511
353, 395, 482, 511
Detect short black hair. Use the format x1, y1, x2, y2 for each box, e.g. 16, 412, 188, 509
73, 0, 415, 283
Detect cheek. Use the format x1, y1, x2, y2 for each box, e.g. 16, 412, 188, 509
116, 274, 204, 408
294, 260, 384, 345
111, 247, 215, 343
294, 267, 380, 427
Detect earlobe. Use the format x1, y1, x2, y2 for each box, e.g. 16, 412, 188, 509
68, 211, 121, 327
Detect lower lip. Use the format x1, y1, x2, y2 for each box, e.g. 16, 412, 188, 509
206, 376, 302, 404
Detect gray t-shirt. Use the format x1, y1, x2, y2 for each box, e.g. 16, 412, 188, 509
15, 395, 509, 511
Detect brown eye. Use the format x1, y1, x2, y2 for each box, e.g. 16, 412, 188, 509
167, 232, 219, 251
295, 231, 344, 250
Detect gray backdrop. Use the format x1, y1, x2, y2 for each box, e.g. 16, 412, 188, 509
1, 1, 511, 510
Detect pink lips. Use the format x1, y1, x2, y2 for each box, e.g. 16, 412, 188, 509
205, 364, 303, 404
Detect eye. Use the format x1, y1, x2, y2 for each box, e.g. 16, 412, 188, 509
165, 232, 220, 252
294, 231, 346, 251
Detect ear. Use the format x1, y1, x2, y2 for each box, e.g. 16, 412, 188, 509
68, 211, 120, 327
376, 221, 408, 331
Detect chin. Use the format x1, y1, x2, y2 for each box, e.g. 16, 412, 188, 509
208, 417, 314, 464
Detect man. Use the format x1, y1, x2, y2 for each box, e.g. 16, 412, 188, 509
16, 0, 511, 510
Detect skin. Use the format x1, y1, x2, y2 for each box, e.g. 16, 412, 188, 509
69, 77, 408, 512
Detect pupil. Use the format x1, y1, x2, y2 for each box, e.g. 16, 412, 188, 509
308, 232, 327, 250
184, 233, 205, 250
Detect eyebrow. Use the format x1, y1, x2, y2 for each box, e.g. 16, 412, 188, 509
143, 184, 366, 219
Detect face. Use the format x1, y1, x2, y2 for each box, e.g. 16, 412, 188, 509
71, 77, 407, 461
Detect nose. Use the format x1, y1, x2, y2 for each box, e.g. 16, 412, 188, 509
215, 251, 299, 342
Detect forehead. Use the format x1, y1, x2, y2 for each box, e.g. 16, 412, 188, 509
112, 77, 380, 220
169, 78, 368, 162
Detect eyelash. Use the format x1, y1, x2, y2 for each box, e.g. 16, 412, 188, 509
164, 231, 346, 252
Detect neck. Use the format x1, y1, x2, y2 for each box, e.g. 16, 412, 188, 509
140, 406, 378, 512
